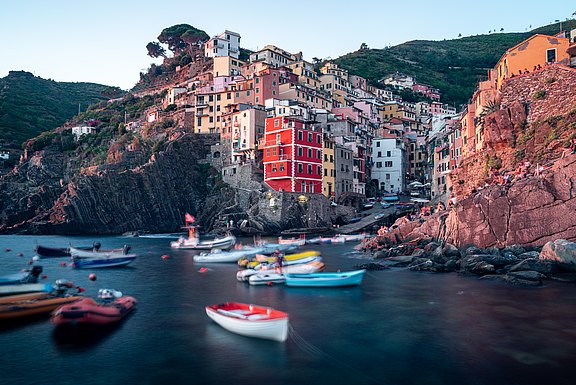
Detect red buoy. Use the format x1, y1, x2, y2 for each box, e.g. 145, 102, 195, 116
5, 248, 12, 252
41, 275, 48, 280
161, 254, 170, 260
89, 273, 97, 281
76, 286, 86, 293
199, 267, 208, 273
267, 282, 273, 286
17, 253, 23, 257
60, 262, 67, 267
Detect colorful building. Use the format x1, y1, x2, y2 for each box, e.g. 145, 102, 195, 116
204, 30, 241, 59
495, 34, 570, 89
261, 116, 323, 193
322, 136, 336, 199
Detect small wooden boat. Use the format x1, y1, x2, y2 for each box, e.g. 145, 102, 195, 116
193, 247, 264, 263
0, 282, 54, 297
35, 244, 96, 258
237, 261, 325, 282
170, 234, 236, 250
239, 250, 321, 269
248, 273, 286, 286
52, 289, 137, 326
0, 280, 83, 320
205, 302, 289, 342
342, 233, 367, 242
277, 236, 306, 246
69, 245, 131, 258
72, 255, 137, 269
284, 269, 366, 287
0, 266, 43, 285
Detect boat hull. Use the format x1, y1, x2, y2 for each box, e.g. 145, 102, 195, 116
0, 283, 53, 297
193, 247, 263, 263
248, 273, 286, 285
237, 261, 325, 282
0, 294, 83, 320
72, 255, 136, 269
205, 302, 288, 342
284, 269, 366, 287
69, 246, 130, 258
170, 235, 236, 250
52, 296, 137, 326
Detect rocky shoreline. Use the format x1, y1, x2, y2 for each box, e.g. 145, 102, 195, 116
355, 236, 576, 286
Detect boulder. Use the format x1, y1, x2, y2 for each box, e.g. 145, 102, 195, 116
470, 261, 496, 275
354, 262, 389, 271
503, 244, 527, 256
505, 270, 543, 286
509, 258, 560, 275
411, 248, 426, 258
431, 246, 449, 264
539, 239, 576, 271
443, 243, 461, 258
385, 255, 414, 267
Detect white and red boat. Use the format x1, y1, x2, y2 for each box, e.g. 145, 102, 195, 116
205, 302, 289, 342
277, 236, 306, 246
52, 289, 136, 326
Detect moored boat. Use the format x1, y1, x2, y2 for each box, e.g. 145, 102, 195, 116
342, 233, 367, 242
205, 302, 289, 342
0, 280, 84, 320
0, 282, 54, 297
239, 250, 321, 269
236, 260, 325, 282
284, 269, 366, 287
69, 245, 131, 258
0, 266, 43, 285
170, 234, 236, 250
193, 246, 263, 263
72, 255, 137, 269
248, 273, 286, 286
52, 289, 137, 326
35, 243, 98, 258
277, 236, 306, 246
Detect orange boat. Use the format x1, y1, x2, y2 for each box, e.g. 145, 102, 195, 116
52, 289, 137, 326
0, 280, 84, 320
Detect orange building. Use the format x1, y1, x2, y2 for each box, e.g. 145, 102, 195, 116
495, 34, 570, 89
261, 116, 323, 193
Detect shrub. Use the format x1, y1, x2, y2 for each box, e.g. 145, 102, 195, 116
533, 90, 547, 100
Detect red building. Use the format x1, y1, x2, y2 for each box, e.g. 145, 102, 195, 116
261, 116, 323, 193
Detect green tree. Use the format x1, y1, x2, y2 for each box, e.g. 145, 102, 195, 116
157, 24, 209, 55
146, 42, 166, 58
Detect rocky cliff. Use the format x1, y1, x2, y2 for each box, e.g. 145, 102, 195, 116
0, 134, 219, 234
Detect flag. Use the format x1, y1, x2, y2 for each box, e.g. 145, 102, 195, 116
185, 213, 195, 224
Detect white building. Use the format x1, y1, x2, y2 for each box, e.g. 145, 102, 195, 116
71, 126, 94, 140
204, 30, 241, 59
372, 136, 406, 194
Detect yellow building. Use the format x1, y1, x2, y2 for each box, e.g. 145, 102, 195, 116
286, 60, 320, 89
495, 34, 570, 89
213, 56, 245, 77
323, 136, 336, 199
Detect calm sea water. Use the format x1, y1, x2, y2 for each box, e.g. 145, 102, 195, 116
0, 234, 575, 385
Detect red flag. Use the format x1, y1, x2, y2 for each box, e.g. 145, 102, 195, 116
185, 213, 195, 223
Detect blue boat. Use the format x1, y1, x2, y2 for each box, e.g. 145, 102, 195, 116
72, 255, 137, 269
0, 266, 43, 285
284, 269, 366, 287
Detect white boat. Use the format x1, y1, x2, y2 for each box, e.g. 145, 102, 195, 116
170, 234, 236, 250
259, 243, 300, 254
342, 233, 367, 242
0, 282, 53, 297
240, 250, 321, 269
277, 237, 306, 246
69, 245, 131, 258
193, 247, 263, 263
248, 273, 286, 286
253, 256, 322, 270
237, 261, 325, 282
205, 302, 289, 342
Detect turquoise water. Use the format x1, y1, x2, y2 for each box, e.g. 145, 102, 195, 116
1, 235, 575, 385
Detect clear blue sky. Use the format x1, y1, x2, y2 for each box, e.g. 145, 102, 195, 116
1, 1, 574, 90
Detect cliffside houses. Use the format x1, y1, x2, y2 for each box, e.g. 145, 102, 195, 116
137, 27, 576, 205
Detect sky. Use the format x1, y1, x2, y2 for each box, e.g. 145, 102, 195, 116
1, 1, 574, 90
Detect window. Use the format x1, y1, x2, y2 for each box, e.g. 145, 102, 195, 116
308, 133, 312, 142
376, 141, 380, 147
255, 77, 260, 84
298, 147, 303, 156
324, 154, 328, 161
256, 88, 260, 93
227, 93, 231, 100
217, 94, 221, 101
276, 133, 281, 143
298, 163, 303, 173
197, 117, 202, 126
274, 119, 279, 127
308, 148, 312, 158
317, 135, 321, 144
280, 163, 285, 171
376, 162, 382, 168
272, 165, 277, 172
385, 161, 393, 167
324, 168, 327, 176
317, 150, 321, 159
266, 149, 270, 156
385, 173, 390, 180
209, 117, 213, 123
317, 166, 322, 175
546, 48, 556, 63
209, 95, 213, 102
377, 151, 382, 157
235, 92, 239, 98
298, 131, 303, 140
273, 148, 276, 156
387, 151, 391, 157
308, 164, 312, 174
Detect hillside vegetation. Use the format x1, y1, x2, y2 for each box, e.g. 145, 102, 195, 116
335, 20, 576, 107
0, 71, 123, 149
